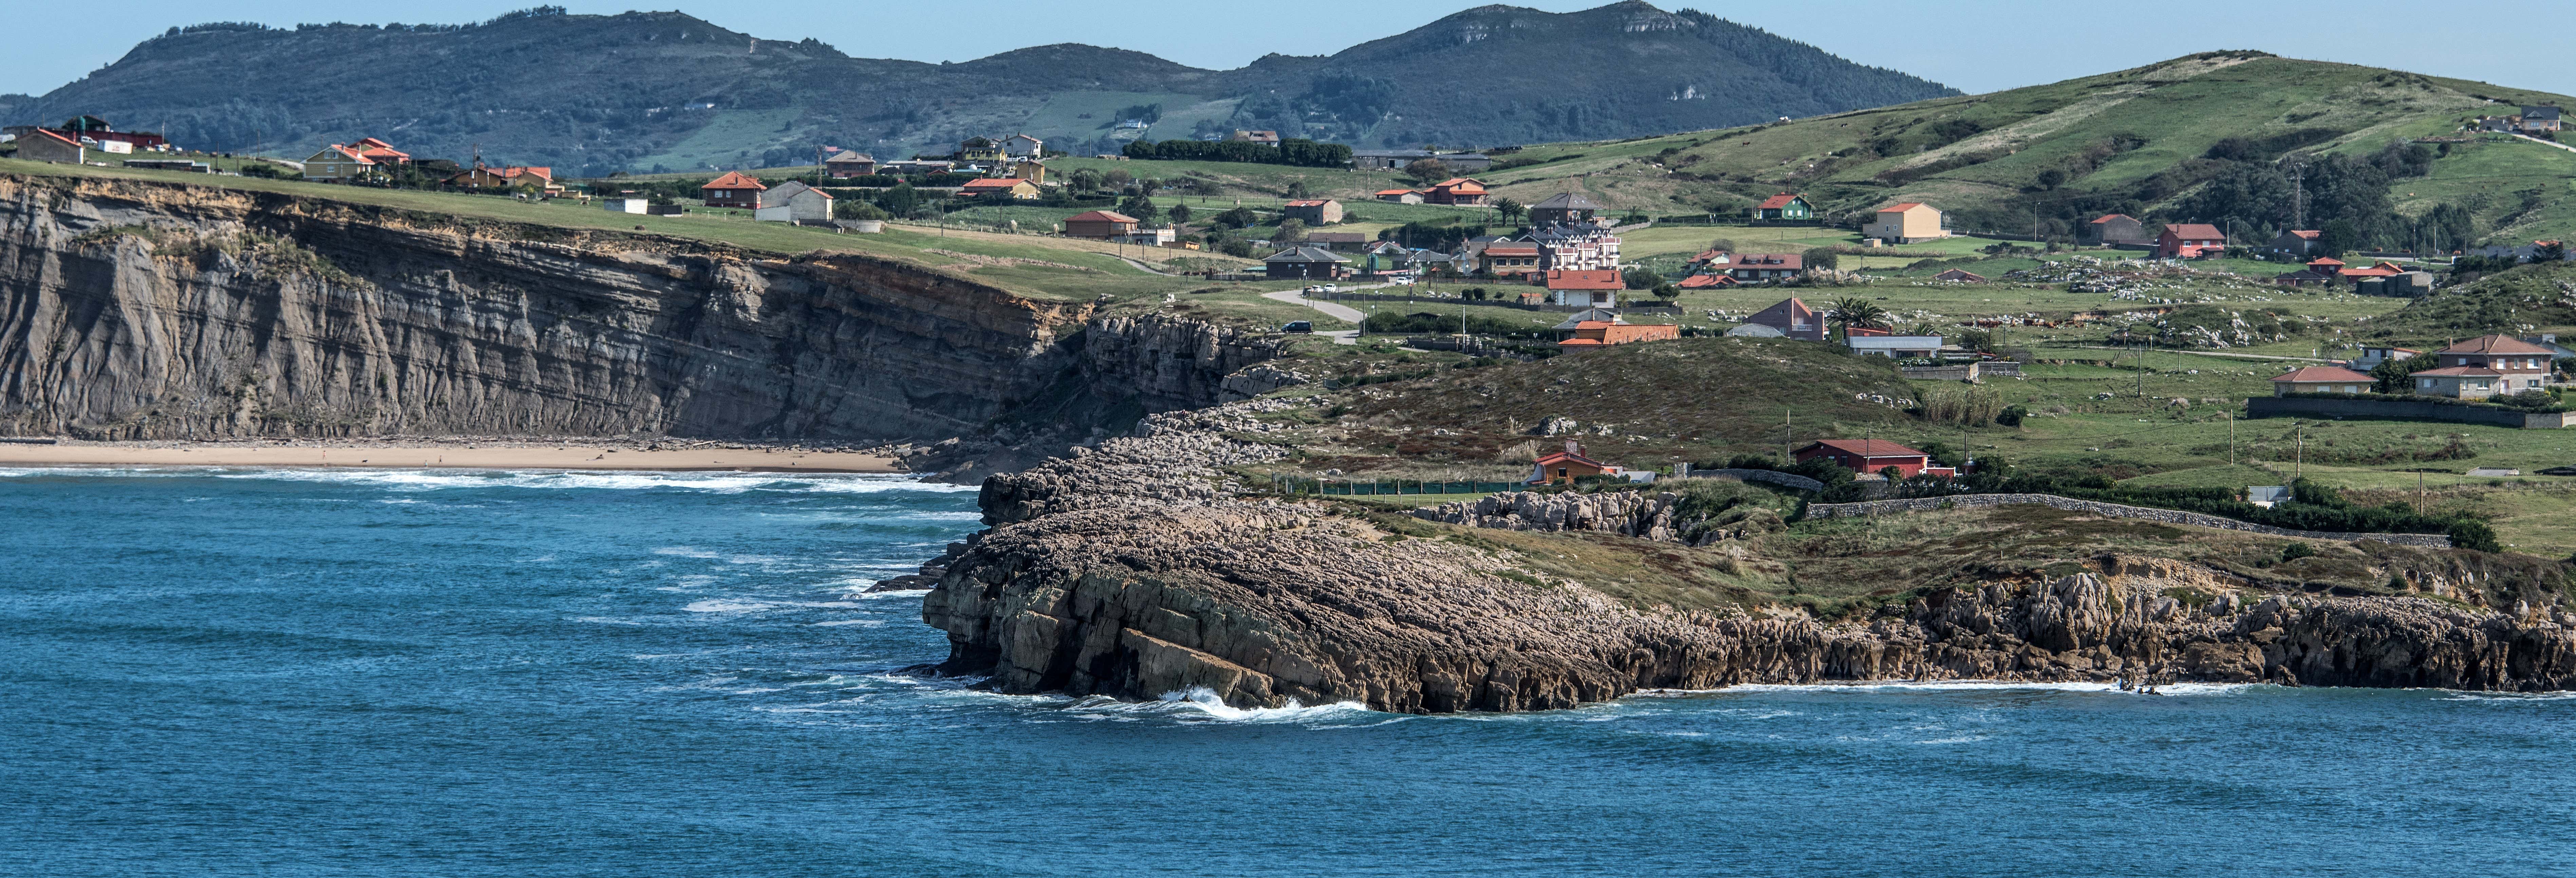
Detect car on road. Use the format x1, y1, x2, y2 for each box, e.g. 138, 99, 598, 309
1282, 321, 1314, 334
1321, 284, 1338, 293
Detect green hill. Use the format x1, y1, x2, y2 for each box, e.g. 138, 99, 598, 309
1468, 52, 2576, 248
10, 2, 1952, 177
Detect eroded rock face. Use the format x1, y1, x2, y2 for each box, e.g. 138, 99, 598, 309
0, 174, 1278, 445
923, 401, 2576, 713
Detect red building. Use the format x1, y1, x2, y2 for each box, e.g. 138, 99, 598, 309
1794, 439, 1953, 479
1528, 441, 1621, 485
1063, 210, 1140, 239
1424, 178, 1489, 206
1558, 321, 1678, 349
2155, 223, 2227, 259
700, 171, 766, 208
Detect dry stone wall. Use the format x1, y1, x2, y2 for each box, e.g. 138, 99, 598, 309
1808, 494, 2452, 547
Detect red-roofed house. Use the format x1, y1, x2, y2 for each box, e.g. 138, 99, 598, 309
1282, 199, 1344, 225
1528, 441, 1623, 485
1063, 210, 1139, 239
1424, 178, 1488, 206
1541, 269, 1623, 307
1794, 439, 1950, 479
2085, 214, 2149, 246
1559, 321, 1678, 349
352, 137, 410, 165
959, 178, 1040, 199
1480, 244, 1541, 277
301, 144, 377, 183
2271, 366, 2374, 396
1373, 189, 1425, 204
2337, 261, 2404, 284
2156, 223, 2228, 259
1677, 274, 1734, 289
16, 128, 86, 164
448, 166, 558, 193
700, 171, 766, 208
2431, 334, 2556, 393
1751, 193, 1812, 221
2269, 228, 2322, 256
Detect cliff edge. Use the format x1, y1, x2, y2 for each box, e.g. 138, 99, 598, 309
921, 399, 2576, 713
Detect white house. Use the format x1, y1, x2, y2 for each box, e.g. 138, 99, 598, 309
754, 181, 834, 223
602, 198, 650, 214
1004, 133, 1044, 160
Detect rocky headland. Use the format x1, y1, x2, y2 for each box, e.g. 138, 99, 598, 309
920, 399, 2576, 713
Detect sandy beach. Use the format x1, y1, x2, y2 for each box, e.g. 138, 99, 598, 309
0, 441, 902, 473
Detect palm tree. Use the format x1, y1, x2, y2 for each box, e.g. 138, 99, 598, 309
1829, 297, 1888, 332
1494, 197, 1526, 225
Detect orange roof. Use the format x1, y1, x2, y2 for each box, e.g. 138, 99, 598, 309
2440, 334, 2557, 355
1066, 210, 1137, 223
2271, 366, 2373, 383
2414, 366, 2504, 377
2307, 257, 2346, 267
498, 166, 552, 181
358, 147, 409, 161
1433, 178, 1487, 191
29, 129, 80, 147
702, 171, 765, 191
2163, 223, 2225, 240
2339, 267, 2399, 278
1373, 189, 1422, 197
354, 137, 396, 149
1804, 439, 1925, 458
2089, 213, 2134, 225
1533, 449, 1610, 468
1757, 193, 1804, 209
1677, 274, 1733, 288
959, 178, 1028, 189
2286, 229, 2321, 239
323, 144, 374, 164
1543, 269, 1624, 290
1483, 245, 1539, 256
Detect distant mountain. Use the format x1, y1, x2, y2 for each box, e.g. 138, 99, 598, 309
7, 2, 1954, 176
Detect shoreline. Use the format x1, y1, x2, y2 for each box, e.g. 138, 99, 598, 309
0, 440, 903, 473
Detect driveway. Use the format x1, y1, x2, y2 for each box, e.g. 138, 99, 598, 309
1261, 288, 1369, 344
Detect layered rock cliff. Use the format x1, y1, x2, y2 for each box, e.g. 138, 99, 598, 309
0, 173, 1283, 447
921, 400, 2576, 713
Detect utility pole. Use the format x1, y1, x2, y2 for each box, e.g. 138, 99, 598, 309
2295, 422, 2304, 479
2228, 410, 2236, 465
1783, 406, 1792, 462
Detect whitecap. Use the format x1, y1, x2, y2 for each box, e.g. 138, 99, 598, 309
682, 599, 771, 613
1051, 687, 1386, 725
812, 619, 885, 627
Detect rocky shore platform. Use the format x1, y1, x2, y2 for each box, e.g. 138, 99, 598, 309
918, 400, 2576, 713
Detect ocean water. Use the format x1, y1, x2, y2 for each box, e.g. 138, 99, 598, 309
5, 467, 2575, 877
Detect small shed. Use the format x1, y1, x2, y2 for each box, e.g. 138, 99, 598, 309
755, 181, 834, 222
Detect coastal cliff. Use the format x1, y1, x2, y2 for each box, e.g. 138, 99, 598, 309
922, 400, 2576, 713
0, 173, 1281, 448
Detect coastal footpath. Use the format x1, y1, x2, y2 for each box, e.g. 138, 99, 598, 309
921, 400, 2576, 713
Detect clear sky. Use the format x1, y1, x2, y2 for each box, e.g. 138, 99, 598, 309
6, 0, 2570, 99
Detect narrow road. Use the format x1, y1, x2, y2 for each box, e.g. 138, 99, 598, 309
2510, 132, 2576, 154
1260, 288, 1370, 344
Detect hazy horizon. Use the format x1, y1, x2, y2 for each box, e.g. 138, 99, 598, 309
5, 0, 2572, 105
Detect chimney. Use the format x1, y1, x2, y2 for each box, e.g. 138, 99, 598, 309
1565, 440, 1581, 456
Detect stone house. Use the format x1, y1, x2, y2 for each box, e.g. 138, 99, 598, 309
824, 151, 878, 178
1282, 199, 1344, 225
2085, 214, 2149, 245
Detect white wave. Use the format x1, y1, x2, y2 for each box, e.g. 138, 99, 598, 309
682, 599, 772, 613
812, 619, 885, 627
854, 589, 929, 598
1662, 680, 2273, 698
1047, 687, 1386, 725
2435, 690, 2576, 702
1914, 735, 1991, 745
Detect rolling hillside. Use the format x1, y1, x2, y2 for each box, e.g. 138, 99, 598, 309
7, 2, 1952, 177
1457, 52, 2576, 247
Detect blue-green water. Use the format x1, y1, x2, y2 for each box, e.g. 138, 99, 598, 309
5, 467, 2575, 877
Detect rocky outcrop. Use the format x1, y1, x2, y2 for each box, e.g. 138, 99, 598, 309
1412, 489, 1786, 546
922, 403, 2576, 713
1809, 494, 2454, 547
0, 173, 1280, 447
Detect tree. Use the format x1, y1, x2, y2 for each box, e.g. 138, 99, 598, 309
1802, 247, 1841, 270
1104, 168, 1133, 189
1274, 218, 1306, 243
2370, 354, 2445, 393
2035, 168, 2068, 190
1493, 197, 1526, 225
878, 181, 919, 217
1138, 178, 1163, 198
833, 200, 889, 221
1706, 238, 1738, 253
1403, 158, 1451, 184
1069, 168, 1103, 193
2538, 240, 2570, 262
1210, 207, 1258, 229
1828, 297, 1888, 332
1284, 179, 1313, 199
2317, 219, 2361, 258
1118, 195, 1160, 223
1167, 203, 1193, 225
1621, 266, 1663, 289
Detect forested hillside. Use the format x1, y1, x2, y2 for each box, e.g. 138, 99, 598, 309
6, 2, 1953, 177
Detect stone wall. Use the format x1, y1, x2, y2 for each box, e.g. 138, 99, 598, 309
1807, 493, 2453, 547
2249, 395, 2572, 429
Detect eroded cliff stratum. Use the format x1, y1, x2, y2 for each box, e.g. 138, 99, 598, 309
0, 174, 1278, 447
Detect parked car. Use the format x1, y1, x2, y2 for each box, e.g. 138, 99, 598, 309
1282, 321, 1314, 334
1321, 283, 1338, 292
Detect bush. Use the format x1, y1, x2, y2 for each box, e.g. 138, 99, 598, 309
1362, 311, 1538, 337
1995, 404, 2028, 427
1122, 138, 1352, 168
1802, 247, 1841, 270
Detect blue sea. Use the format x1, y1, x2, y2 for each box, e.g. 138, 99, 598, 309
5, 466, 2574, 877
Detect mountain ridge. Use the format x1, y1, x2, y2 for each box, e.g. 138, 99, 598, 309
7, 3, 1955, 175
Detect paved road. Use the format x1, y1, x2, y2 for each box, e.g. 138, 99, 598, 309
2511, 133, 2576, 154
1260, 288, 1370, 344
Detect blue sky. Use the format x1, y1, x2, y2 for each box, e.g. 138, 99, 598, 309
7, 1, 2570, 98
